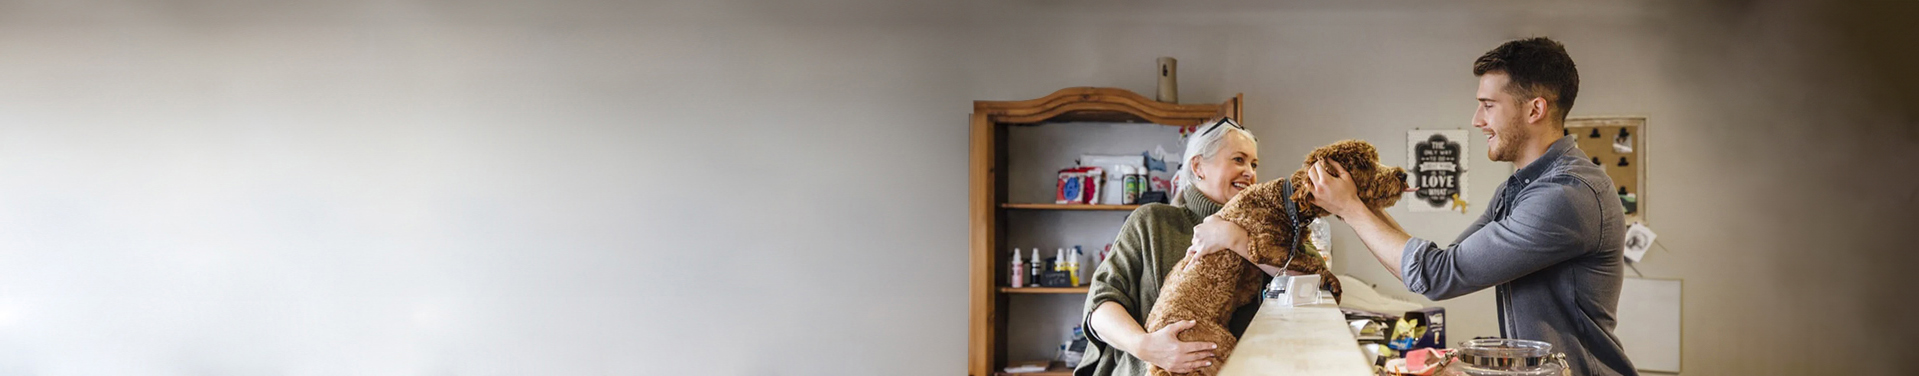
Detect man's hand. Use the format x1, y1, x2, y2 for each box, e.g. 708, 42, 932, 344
1185, 215, 1251, 271
1308, 160, 1364, 218
1132, 320, 1216, 373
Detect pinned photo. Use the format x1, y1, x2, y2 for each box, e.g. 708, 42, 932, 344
1613, 127, 1634, 153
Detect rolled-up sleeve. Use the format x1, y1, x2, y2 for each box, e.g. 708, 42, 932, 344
1081, 212, 1150, 345
1401, 181, 1599, 300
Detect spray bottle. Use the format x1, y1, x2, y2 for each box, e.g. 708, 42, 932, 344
1068, 246, 1083, 286
1010, 248, 1025, 288
1027, 249, 1043, 287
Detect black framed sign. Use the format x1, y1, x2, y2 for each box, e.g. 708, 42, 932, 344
1407, 129, 1468, 213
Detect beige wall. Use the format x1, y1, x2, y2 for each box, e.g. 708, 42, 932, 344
0, 0, 1910, 375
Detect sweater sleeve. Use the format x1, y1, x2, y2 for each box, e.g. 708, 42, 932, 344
1080, 207, 1156, 347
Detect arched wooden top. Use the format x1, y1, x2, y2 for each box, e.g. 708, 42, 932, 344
973, 87, 1238, 127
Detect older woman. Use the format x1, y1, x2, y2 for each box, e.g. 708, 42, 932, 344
1075, 118, 1302, 376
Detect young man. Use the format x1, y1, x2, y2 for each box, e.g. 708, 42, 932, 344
1189, 37, 1637, 375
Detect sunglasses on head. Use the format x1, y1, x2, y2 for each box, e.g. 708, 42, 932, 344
1197, 117, 1245, 137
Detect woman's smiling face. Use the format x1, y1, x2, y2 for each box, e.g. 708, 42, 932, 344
1192, 132, 1259, 204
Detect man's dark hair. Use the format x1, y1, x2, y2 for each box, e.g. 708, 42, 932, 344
1473, 37, 1580, 123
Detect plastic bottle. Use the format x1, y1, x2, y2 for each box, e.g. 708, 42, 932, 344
1121, 166, 1145, 204
1053, 248, 1067, 287
1068, 246, 1083, 286
1027, 249, 1043, 287
1010, 248, 1025, 288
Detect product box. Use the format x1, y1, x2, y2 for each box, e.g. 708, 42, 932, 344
1079, 155, 1144, 205
1399, 307, 1446, 350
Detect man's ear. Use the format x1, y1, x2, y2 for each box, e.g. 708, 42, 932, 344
1526, 97, 1550, 125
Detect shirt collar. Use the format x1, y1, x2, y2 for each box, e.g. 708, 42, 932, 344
1180, 186, 1224, 218
1512, 135, 1578, 184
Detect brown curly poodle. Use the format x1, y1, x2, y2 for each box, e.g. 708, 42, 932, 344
1143, 139, 1408, 376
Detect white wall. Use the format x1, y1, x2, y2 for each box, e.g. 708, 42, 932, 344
0, 0, 1911, 375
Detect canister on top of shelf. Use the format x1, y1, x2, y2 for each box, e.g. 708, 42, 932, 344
1157, 57, 1178, 103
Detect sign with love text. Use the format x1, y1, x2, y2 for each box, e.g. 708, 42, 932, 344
1407, 130, 1469, 213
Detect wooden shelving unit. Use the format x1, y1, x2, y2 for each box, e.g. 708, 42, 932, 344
999, 286, 1091, 294
993, 366, 1073, 376
969, 87, 1243, 376
1000, 203, 1142, 211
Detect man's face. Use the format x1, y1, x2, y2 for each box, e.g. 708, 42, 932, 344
1473, 73, 1530, 162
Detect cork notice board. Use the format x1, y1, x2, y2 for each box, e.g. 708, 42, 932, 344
1565, 117, 1648, 226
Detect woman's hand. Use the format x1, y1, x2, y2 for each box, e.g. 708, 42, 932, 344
1307, 160, 1363, 218
1186, 215, 1250, 271
1132, 320, 1217, 373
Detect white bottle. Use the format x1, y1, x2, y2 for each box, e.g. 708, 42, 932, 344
1027, 249, 1043, 287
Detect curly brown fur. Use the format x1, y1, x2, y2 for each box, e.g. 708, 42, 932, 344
1144, 140, 1408, 376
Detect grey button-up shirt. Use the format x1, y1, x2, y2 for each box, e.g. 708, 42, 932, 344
1401, 135, 1638, 376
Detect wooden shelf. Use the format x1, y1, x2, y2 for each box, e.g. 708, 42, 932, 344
1000, 203, 1141, 211
994, 364, 1072, 376
999, 286, 1090, 294
995, 370, 1070, 376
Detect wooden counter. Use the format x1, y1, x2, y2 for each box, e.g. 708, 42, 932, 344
1215, 299, 1374, 376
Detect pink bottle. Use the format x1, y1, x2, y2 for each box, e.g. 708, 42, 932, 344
1010, 248, 1025, 288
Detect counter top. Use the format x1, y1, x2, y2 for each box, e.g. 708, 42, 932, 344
1215, 300, 1374, 376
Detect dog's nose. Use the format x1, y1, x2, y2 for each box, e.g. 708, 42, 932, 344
1394, 170, 1407, 184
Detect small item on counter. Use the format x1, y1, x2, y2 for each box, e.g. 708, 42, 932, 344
1360, 343, 1399, 367
1010, 248, 1025, 288
1351, 319, 1387, 341
1395, 348, 1452, 375
1406, 307, 1446, 349
1433, 338, 1568, 376
1027, 249, 1043, 287
1388, 317, 1425, 351
1310, 217, 1333, 269
1280, 274, 1324, 306
1389, 307, 1447, 350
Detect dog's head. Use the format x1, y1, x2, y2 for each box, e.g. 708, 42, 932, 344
1288, 140, 1408, 218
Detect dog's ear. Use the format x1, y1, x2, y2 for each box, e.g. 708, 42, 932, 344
1288, 173, 1331, 218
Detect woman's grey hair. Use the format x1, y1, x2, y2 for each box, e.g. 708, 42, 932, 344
1172, 118, 1256, 206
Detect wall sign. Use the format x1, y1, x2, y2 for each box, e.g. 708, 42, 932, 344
1407, 130, 1469, 213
